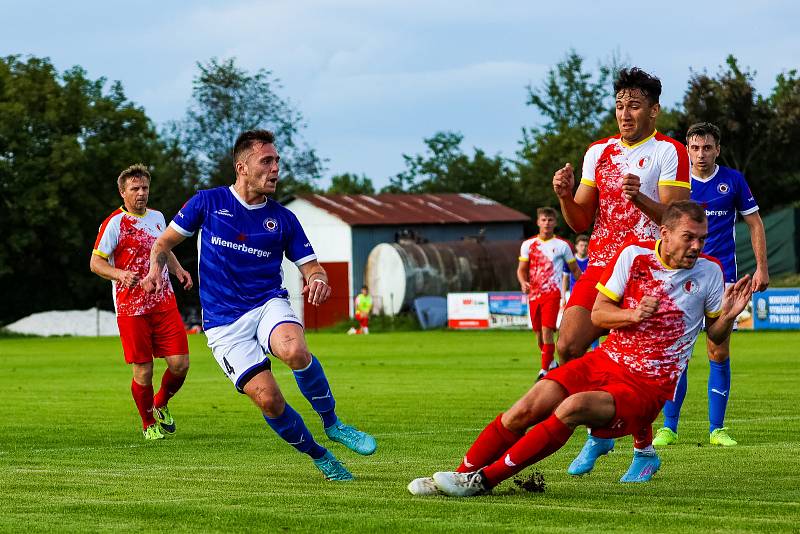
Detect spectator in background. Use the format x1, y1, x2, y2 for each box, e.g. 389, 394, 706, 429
354, 286, 373, 335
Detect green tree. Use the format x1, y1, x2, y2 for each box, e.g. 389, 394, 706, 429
0, 55, 192, 324
178, 58, 323, 196
382, 131, 520, 209
675, 55, 800, 209
327, 173, 375, 194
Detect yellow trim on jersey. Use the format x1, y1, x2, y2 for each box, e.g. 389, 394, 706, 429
654, 240, 676, 270
518, 257, 529, 262
92, 249, 110, 259
120, 206, 147, 218
659, 179, 691, 189
580, 178, 597, 187
705, 310, 722, 318
538, 235, 554, 242
596, 283, 621, 302
566, 258, 577, 264
620, 130, 656, 149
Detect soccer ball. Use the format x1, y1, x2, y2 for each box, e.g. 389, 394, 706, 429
346, 327, 357, 335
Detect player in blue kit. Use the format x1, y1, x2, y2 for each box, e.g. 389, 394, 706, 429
652, 122, 769, 447
142, 129, 376, 480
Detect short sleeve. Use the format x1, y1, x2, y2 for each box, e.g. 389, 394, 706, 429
657, 141, 691, 189
734, 172, 759, 216
596, 246, 635, 302
170, 193, 205, 237
283, 210, 316, 266
519, 240, 530, 262
704, 263, 725, 318
562, 242, 576, 264
580, 144, 600, 188
93, 215, 120, 259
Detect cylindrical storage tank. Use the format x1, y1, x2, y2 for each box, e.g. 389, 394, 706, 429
365, 239, 522, 315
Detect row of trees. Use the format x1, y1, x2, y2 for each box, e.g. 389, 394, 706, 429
1, 51, 799, 323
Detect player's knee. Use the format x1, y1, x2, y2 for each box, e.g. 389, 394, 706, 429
708, 347, 729, 363
553, 395, 592, 425
556, 338, 581, 363
281, 345, 312, 370
170, 355, 190, 376
251, 387, 285, 416
132, 363, 153, 384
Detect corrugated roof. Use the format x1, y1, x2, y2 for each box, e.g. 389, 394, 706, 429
292, 193, 530, 226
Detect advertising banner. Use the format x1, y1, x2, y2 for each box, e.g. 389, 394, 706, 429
488, 292, 530, 329
752, 288, 800, 330
447, 292, 489, 329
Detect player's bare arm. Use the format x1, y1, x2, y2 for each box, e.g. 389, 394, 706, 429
568, 261, 582, 282
166, 251, 193, 290
89, 254, 140, 288
742, 212, 769, 292
553, 163, 597, 232
142, 226, 187, 293
591, 293, 659, 330
299, 260, 331, 306
706, 274, 753, 344
623, 178, 690, 225
517, 260, 530, 293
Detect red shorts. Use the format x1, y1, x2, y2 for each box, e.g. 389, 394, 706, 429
355, 311, 369, 327
565, 265, 604, 311
529, 293, 560, 331
117, 307, 189, 364
543, 349, 672, 439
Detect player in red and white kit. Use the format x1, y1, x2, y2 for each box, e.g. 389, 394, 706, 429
517, 207, 582, 379
408, 201, 753, 496
90, 164, 193, 440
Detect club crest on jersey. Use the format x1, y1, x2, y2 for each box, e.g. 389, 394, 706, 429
683, 278, 700, 295
264, 218, 278, 232
717, 183, 730, 194
635, 156, 651, 169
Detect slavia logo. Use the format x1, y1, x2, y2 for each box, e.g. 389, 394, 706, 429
683, 278, 700, 294
636, 156, 651, 169
264, 218, 278, 232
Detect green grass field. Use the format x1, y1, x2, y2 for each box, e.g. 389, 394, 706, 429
1, 330, 799, 533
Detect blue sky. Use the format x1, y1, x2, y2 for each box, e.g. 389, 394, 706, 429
2, 0, 798, 188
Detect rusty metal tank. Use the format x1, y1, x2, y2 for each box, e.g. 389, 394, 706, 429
365, 239, 521, 315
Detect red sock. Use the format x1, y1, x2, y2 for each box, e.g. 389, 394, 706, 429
131, 380, 155, 429
633, 424, 653, 449
482, 414, 573, 486
153, 369, 186, 408
457, 414, 522, 472
541, 343, 555, 370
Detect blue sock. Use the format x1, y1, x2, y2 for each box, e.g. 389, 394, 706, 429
293, 355, 338, 428
663, 368, 688, 432
264, 403, 327, 459
708, 359, 731, 432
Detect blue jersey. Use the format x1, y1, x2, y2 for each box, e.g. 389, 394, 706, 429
170, 186, 316, 329
563, 255, 589, 290
691, 165, 758, 282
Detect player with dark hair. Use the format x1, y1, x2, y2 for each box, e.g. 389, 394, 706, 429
91, 164, 193, 440
408, 201, 752, 497
651, 122, 769, 447
518, 207, 582, 379
143, 129, 376, 481
551, 67, 691, 481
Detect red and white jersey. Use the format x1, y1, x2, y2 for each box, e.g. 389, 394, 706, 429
580, 131, 690, 269
596, 240, 724, 390
93, 207, 176, 317
519, 235, 575, 301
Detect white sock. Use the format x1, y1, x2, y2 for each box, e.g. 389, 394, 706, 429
635, 445, 656, 455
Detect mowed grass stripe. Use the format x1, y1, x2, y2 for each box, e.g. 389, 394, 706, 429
1, 330, 798, 532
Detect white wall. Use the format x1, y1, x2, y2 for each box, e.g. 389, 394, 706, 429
282, 198, 353, 322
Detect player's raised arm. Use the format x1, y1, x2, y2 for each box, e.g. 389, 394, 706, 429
299, 260, 331, 306
142, 226, 187, 293
553, 163, 598, 232
706, 274, 753, 344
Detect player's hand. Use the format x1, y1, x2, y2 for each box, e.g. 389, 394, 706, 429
752, 267, 769, 292
721, 274, 753, 320
303, 279, 331, 306
553, 163, 575, 199
117, 270, 140, 289
520, 281, 530, 293
175, 268, 193, 290
621, 173, 641, 201
140, 270, 162, 294
630, 295, 659, 323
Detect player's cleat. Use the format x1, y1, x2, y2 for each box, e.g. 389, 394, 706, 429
312, 450, 354, 481
432, 470, 490, 497
536, 369, 547, 381
567, 435, 615, 475
153, 405, 176, 434
143, 423, 165, 441
325, 420, 377, 455
652, 427, 678, 446
619, 450, 661, 483
407, 477, 441, 496
548, 360, 559, 371
710, 427, 738, 446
